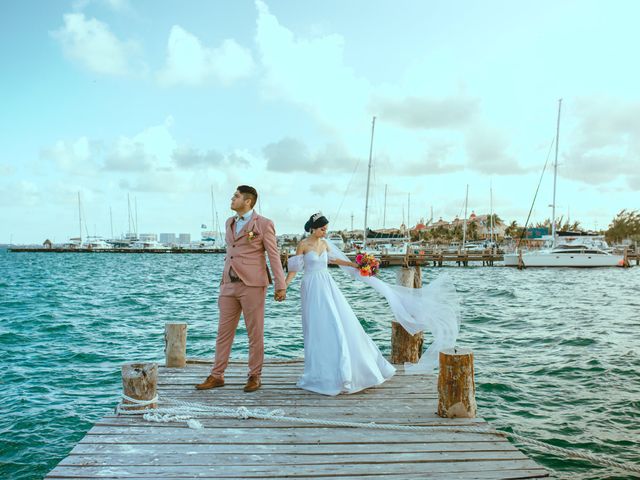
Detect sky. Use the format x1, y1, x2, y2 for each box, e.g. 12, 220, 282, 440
1, 0, 639, 244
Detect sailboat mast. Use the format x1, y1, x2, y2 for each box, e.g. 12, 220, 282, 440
127, 194, 132, 238
363, 116, 376, 249
211, 185, 218, 232
407, 193, 411, 241
78, 192, 82, 244
462, 184, 468, 246
551, 98, 562, 247
135, 197, 138, 238
383, 184, 387, 229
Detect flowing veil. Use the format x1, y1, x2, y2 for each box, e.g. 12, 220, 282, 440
323, 240, 461, 374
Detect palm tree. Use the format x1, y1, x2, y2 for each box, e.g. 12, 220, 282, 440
467, 221, 479, 241
505, 220, 519, 238
606, 209, 640, 243
485, 213, 503, 227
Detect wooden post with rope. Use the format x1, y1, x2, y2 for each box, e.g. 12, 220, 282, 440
437, 348, 476, 418
391, 252, 424, 364
121, 362, 158, 411
517, 249, 525, 270
164, 323, 187, 368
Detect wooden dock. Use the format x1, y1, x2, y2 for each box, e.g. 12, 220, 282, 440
8, 247, 225, 254
46, 358, 549, 479
341, 252, 505, 267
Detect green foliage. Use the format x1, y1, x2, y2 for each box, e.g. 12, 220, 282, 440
606, 209, 640, 243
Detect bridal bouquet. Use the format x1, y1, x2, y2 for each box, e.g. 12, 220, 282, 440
355, 253, 380, 277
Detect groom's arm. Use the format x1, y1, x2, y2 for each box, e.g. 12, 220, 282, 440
263, 219, 287, 293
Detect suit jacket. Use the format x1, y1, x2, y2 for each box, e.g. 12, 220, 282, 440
222, 212, 286, 290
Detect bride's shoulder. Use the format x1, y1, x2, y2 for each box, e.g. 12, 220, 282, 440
296, 239, 308, 255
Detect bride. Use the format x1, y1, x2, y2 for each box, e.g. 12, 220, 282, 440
285, 213, 395, 395
285, 213, 460, 396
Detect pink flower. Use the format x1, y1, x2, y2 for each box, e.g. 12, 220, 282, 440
355, 254, 364, 263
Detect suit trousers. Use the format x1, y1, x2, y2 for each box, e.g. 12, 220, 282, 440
211, 281, 267, 378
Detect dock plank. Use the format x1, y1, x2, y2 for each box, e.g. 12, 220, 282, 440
45, 359, 548, 479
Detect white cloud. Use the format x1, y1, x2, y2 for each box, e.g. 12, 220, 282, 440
103, 0, 132, 12
172, 147, 224, 168
104, 137, 154, 171
118, 171, 189, 193
0, 181, 40, 207
40, 137, 100, 174
73, 0, 133, 13
627, 175, 640, 190
562, 98, 640, 190
104, 117, 177, 171
263, 138, 359, 173
51, 13, 141, 76
376, 96, 479, 130
0, 164, 16, 176
254, 0, 370, 137
157, 26, 255, 87
464, 126, 525, 175
399, 141, 465, 175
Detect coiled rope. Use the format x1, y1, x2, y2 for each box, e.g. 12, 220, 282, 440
116, 396, 640, 475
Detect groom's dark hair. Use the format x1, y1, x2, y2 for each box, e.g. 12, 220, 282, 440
237, 185, 258, 208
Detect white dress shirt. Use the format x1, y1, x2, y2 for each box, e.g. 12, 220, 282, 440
235, 209, 254, 234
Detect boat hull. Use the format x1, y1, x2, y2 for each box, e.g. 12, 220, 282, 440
504, 253, 624, 267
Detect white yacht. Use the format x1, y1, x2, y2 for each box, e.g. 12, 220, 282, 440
505, 100, 625, 268
504, 239, 623, 267
327, 233, 345, 250
82, 237, 113, 250
130, 240, 170, 251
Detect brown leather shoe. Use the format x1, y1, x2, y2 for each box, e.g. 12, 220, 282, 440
195, 375, 224, 390
243, 375, 261, 392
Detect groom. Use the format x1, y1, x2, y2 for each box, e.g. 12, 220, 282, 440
196, 185, 287, 393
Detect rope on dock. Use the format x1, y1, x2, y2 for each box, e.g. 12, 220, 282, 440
115, 395, 640, 476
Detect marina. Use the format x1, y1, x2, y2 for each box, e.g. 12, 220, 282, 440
7, 246, 226, 254
8, 246, 638, 269
2, 248, 638, 479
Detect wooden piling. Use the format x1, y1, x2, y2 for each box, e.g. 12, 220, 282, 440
121, 362, 158, 410
164, 323, 187, 368
438, 348, 477, 419
391, 265, 424, 364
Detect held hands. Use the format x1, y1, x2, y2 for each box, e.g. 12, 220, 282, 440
274, 289, 287, 302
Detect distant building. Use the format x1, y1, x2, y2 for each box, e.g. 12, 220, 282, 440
424, 211, 505, 239
139, 233, 158, 242
178, 233, 191, 244
277, 233, 299, 242
160, 233, 176, 244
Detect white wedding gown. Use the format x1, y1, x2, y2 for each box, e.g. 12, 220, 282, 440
296, 250, 396, 396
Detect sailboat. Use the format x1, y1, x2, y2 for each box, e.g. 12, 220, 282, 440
358, 117, 410, 255
504, 100, 623, 267
199, 186, 226, 252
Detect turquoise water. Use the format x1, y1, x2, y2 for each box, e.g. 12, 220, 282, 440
0, 249, 638, 479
